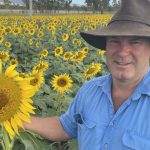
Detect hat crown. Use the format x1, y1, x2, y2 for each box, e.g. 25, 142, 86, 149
109, 0, 150, 26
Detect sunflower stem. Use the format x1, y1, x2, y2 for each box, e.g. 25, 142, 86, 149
2, 125, 14, 150
57, 93, 64, 115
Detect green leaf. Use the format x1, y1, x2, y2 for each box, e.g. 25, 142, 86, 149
19, 131, 49, 150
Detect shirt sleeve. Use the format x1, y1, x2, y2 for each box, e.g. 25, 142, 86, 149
59, 88, 84, 139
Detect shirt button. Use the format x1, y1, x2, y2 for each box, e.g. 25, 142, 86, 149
104, 143, 109, 148
109, 122, 114, 126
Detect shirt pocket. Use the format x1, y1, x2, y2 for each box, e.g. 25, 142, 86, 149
74, 113, 97, 149
122, 131, 150, 150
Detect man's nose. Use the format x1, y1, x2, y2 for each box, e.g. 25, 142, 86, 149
118, 41, 131, 56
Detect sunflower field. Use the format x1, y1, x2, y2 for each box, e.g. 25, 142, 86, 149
0, 14, 112, 150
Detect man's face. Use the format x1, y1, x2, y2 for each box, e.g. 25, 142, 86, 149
106, 36, 150, 82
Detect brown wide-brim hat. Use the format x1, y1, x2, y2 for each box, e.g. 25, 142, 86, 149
80, 0, 150, 50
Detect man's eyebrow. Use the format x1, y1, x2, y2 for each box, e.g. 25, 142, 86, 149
129, 37, 147, 41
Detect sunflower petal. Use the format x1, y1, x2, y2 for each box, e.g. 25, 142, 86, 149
13, 115, 25, 130
3, 120, 15, 139
21, 89, 36, 99
10, 118, 19, 135
20, 104, 35, 115
17, 112, 31, 123
5, 65, 16, 76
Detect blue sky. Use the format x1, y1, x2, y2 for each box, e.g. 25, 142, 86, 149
72, 0, 85, 5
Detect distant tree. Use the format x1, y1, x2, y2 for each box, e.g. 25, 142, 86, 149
22, 0, 29, 9
25, 0, 73, 13
64, 0, 72, 12
3, 0, 10, 4
85, 0, 110, 13
111, 0, 121, 11
3, 0, 11, 8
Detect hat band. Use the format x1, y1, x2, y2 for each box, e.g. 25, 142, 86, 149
108, 15, 150, 26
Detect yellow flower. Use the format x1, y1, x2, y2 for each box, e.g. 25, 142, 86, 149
72, 38, 78, 45
77, 40, 81, 46
98, 49, 106, 55
83, 25, 89, 31
9, 58, 18, 66
52, 74, 73, 94
5, 42, 11, 48
63, 51, 73, 61
35, 42, 40, 48
0, 60, 36, 139
71, 51, 86, 62
38, 49, 48, 59
12, 27, 21, 35
0, 51, 9, 62
19, 73, 29, 79
32, 61, 49, 73
29, 72, 44, 91
47, 25, 54, 31
71, 29, 76, 35
90, 23, 96, 30
29, 39, 33, 45
81, 47, 89, 54
70, 55, 77, 62
83, 63, 102, 78
37, 32, 44, 38
0, 36, 4, 43
4, 26, 12, 34
62, 33, 69, 42
29, 29, 35, 35
54, 47, 63, 57
72, 38, 81, 46
24, 29, 29, 35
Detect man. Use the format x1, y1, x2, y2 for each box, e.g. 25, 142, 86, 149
24, 0, 150, 149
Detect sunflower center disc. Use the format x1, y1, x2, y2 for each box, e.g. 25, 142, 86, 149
0, 92, 9, 109
58, 79, 67, 87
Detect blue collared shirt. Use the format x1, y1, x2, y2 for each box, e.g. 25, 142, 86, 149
60, 69, 150, 150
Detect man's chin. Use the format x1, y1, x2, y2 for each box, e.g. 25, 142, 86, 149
114, 73, 133, 82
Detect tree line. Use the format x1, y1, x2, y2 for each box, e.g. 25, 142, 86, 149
1, 0, 121, 13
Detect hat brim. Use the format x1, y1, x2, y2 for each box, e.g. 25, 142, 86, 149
80, 21, 150, 50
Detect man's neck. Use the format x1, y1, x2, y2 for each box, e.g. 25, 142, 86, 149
111, 77, 143, 112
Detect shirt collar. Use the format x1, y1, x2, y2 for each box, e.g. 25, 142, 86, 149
96, 68, 150, 101
97, 74, 112, 102
131, 68, 150, 101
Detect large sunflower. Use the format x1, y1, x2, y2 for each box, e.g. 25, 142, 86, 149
0, 60, 36, 139
52, 74, 73, 94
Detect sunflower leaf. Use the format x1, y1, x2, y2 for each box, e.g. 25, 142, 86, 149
19, 131, 49, 150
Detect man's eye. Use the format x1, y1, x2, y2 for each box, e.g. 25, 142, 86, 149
108, 39, 120, 43
130, 41, 141, 44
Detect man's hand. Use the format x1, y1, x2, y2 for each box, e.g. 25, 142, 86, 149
23, 116, 69, 141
